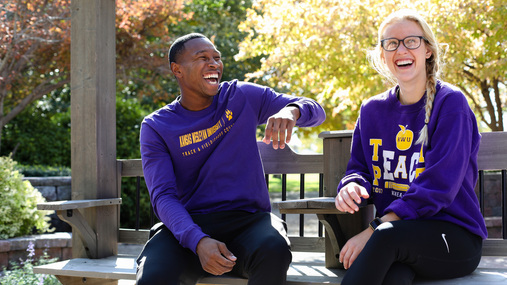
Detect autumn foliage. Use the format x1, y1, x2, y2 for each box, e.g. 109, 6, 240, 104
0, 0, 188, 149
237, 0, 506, 131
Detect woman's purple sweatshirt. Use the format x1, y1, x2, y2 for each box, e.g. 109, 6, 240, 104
338, 81, 487, 239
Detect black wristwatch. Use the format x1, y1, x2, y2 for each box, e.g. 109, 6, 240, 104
369, 217, 383, 231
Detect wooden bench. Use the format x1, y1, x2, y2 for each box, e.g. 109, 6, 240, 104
274, 130, 507, 283
33, 141, 341, 284
33, 132, 507, 284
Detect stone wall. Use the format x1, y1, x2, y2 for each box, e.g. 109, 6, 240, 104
0, 233, 72, 270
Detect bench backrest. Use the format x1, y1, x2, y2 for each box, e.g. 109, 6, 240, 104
476, 132, 507, 255
115, 132, 507, 255
115, 141, 326, 246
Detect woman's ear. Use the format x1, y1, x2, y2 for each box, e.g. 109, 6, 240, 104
425, 48, 432, 59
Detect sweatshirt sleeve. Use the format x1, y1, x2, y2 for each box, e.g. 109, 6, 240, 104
140, 122, 208, 253
286, 98, 326, 127
337, 111, 373, 195
385, 95, 477, 220
248, 82, 325, 127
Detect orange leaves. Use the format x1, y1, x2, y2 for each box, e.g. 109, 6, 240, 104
117, 0, 187, 34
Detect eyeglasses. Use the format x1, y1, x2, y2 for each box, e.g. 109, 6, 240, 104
380, 36, 427, 51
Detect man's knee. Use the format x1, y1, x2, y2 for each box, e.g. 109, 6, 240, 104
136, 256, 179, 285
255, 237, 292, 269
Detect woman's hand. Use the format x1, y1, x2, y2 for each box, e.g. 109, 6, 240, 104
339, 228, 373, 269
335, 182, 370, 214
338, 212, 401, 269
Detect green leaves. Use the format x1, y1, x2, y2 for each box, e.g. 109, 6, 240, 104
238, 0, 506, 131
0, 156, 52, 239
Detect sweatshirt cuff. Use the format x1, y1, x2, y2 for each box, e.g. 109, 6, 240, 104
286, 103, 304, 121
338, 174, 371, 195
385, 198, 418, 220
183, 227, 209, 254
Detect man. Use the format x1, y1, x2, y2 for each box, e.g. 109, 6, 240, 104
137, 33, 326, 285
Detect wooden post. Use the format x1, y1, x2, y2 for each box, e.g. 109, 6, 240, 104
320, 130, 353, 197
70, 0, 117, 259
319, 131, 374, 268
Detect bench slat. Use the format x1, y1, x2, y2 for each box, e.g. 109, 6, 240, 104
477, 132, 507, 170
118, 159, 143, 177
258, 142, 323, 174
482, 239, 507, 256
33, 256, 137, 280
289, 237, 326, 252
119, 228, 150, 244
37, 198, 122, 211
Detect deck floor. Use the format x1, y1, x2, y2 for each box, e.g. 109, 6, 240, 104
117, 244, 507, 285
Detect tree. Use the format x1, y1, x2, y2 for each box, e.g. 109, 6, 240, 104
0, 0, 188, 153
170, 0, 260, 82
115, 0, 189, 104
0, 0, 70, 151
2, 0, 258, 166
430, 0, 506, 131
237, 0, 506, 131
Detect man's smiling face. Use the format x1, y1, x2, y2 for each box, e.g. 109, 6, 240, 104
171, 37, 223, 110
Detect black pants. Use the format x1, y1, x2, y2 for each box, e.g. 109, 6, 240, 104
341, 220, 483, 285
136, 211, 292, 285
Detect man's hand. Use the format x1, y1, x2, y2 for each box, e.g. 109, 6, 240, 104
335, 182, 370, 214
263, 105, 300, 149
196, 237, 237, 275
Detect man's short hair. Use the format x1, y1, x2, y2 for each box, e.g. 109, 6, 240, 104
168, 33, 207, 64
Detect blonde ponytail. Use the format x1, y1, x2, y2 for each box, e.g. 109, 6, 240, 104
415, 79, 437, 146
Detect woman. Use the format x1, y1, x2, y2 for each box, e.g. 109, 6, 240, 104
334, 9, 487, 285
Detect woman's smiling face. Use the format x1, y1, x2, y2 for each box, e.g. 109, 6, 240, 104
381, 19, 432, 86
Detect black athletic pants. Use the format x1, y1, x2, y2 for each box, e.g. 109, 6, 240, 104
341, 219, 483, 285
136, 211, 292, 285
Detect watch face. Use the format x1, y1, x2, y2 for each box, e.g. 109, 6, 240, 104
370, 218, 382, 230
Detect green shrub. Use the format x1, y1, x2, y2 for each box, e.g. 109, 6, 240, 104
0, 156, 52, 239
18, 165, 71, 177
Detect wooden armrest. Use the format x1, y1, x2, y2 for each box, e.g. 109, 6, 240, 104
37, 198, 122, 211
276, 197, 336, 209
275, 197, 370, 209
274, 197, 371, 215
36, 198, 121, 259
275, 197, 344, 214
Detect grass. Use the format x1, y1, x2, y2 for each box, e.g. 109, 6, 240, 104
267, 173, 321, 193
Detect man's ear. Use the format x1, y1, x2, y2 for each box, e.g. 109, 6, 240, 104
171, 62, 183, 78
